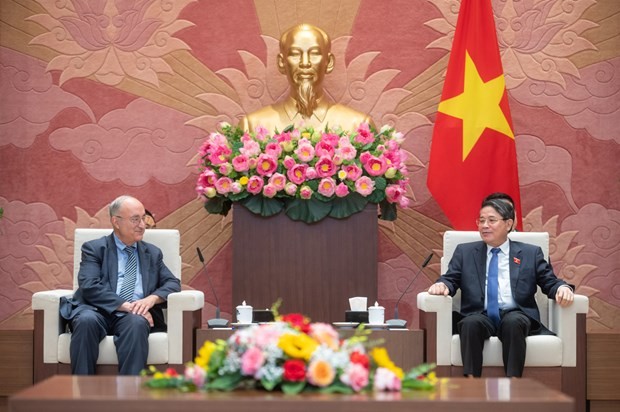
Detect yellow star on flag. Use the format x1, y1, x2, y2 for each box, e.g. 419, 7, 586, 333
438, 51, 514, 161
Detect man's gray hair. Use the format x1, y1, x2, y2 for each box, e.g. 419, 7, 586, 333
109, 195, 134, 217
482, 198, 515, 221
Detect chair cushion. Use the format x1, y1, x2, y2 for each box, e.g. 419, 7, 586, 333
58, 332, 169, 365
450, 334, 563, 367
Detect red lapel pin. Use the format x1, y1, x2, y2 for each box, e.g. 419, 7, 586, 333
513, 257, 521, 265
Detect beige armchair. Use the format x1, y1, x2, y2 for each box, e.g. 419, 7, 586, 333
32, 229, 204, 382
417, 231, 588, 411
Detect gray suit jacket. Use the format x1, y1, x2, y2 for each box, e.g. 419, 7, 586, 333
437, 240, 568, 332
60, 234, 181, 330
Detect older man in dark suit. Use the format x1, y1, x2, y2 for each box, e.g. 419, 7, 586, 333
428, 199, 574, 377
60, 195, 180, 375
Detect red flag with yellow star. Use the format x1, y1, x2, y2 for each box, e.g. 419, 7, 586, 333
427, 0, 522, 230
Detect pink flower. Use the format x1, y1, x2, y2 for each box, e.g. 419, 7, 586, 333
184, 364, 206, 387
207, 145, 232, 165
355, 176, 375, 197
373, 367, 401, 391
232, 155, 250, 172
383, 149, 402, 168
300, 186, 313, 199
265, 142, 283, 158
315, 157, 336, 178
231, 182, 243, 194
247, 176, 264, 195
240, 140, 261, 157
218, 163, 232, 175
342, 164, 363, 181
241, 346, 265, 377
315, 140, 335, 158
359, 151, 372, 165
275, 131, 292, 143
321, 132, 340, 147
215, 177, 233, 194
269, 173, 287, 191
254, 126, 270, 142
337, 144, 357, 161
285, 182, 298, 196
340, 363, 369, 392
354, 122, 374, 145
385, 185, 404, 203
399, 195, 411, 208
335, 183, 349, 198
363, 155, 387, 177
318, 178, 336, 197
287, 164, 307, 185
295, 141, 315, 162
197, 169, 217, 188
256, 154, 278, 177
305, 167, 317, 180
283, 156, 296, 169
309, 323, 339, 350
263, 184, 277, 198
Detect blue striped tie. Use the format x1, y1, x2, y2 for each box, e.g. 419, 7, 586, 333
119, 246, 137, 302
487, 247, 501, 327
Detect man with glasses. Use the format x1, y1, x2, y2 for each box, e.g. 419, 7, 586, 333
427, 199, 574, 377
59, 195, 180, 375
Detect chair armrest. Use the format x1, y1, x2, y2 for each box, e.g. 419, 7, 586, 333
549, 294, 588, 367
417, 292, 453, 365
32, 290, 74, 364
166, 291, 205, 364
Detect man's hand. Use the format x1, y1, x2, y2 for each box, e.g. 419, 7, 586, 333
130, 295, 162, 316
428, 282, 450, 296
141, 311, 154, 327
555, 286, 574, 307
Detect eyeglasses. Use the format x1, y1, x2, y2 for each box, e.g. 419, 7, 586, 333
115, 215, 147, 226
476, 218, 507, 226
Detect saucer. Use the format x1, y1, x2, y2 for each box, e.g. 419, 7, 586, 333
366, 323, 389, 329
332, 322, 360, 329
231, 322, 253, 328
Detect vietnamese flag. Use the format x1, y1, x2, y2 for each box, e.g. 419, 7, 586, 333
427, 0, 522, 230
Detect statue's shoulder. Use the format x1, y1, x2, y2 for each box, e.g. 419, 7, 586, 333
325, 103, 373, 129
240, 103, 287, 132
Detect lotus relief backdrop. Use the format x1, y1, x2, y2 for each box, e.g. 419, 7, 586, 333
0, 0, 618, 332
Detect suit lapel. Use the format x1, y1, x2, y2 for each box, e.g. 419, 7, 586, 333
474, 242, 487, 296
509, 240, 522, 291
106, 235, 119, 291
137, 241, 150, 294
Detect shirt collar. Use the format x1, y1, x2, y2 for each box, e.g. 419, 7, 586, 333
487, 239, 509, 255
113, 233, 136, 251
283, 96, 330, 123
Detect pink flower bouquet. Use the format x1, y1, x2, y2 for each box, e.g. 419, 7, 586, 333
195, 123, 410, 223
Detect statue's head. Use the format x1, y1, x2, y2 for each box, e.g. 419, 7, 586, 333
278, 24, 335, 116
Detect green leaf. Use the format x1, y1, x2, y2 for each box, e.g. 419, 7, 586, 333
366, 188, 385, 204
206, 373, 243, 391
281, 381, 306, 395
204, 197, 232, 216
228, 191, 250, 202
285, 198, 331, 223
319, 382, 354, 394
260, 376, 282, 391
379, 200, 397, 221
373, 177, 387, 191
328, 193, 368, 219
283, 124, 295, 133
240, 195, 284, 217
313, 192, 333, 202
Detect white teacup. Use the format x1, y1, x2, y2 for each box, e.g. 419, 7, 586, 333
236, 302, 253, 324
368, 304, 385, 325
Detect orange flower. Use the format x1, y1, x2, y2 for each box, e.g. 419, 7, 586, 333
307, 359, 335, 387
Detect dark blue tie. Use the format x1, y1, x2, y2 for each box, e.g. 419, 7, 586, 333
119, 246, 137, 302
487, 247, 501, 327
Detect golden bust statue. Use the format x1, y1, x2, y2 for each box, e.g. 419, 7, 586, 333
240, 24, 373, 132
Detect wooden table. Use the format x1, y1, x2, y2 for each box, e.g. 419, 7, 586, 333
9, 375, 574, 412
197, 328, 425, 372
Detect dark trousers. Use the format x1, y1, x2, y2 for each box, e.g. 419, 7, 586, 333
69, 309, 150, 375
457, 310, 532, 377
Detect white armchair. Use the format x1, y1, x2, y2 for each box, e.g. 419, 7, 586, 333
32, 229, 204, 382
417, 231, 588, 410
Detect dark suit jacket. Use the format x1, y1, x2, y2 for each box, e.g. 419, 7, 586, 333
437, 240, 568, 333
60, 234, 181, 331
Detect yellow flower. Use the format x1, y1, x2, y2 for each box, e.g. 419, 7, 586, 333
239, 176, 249, 186
153, 371, 164, 379
278, 333, 318, 361
338, 170, 347, 180
194, 340, 216, 370
307, 359, 335, 387
371, 347, 404, 379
